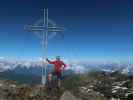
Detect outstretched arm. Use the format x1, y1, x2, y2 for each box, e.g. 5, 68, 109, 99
46, 58, 55, 64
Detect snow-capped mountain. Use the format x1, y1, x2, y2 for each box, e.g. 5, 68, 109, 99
0, 58, 133, 75
99, 62, 133, 75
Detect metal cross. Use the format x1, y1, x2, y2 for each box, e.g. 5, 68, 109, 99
24, 8, 64, 85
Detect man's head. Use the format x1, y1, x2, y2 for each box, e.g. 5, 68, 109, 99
56, 56, 60, 61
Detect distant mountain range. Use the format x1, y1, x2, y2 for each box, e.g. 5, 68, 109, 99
0, 58, 133, 84
0, 59, 93, 75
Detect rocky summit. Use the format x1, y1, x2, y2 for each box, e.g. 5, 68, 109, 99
0, 71, 133, 100
60, 91, 81, 100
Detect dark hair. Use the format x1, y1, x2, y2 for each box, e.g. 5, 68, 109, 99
56, 56, 60, 60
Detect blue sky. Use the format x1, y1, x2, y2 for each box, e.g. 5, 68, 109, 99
0, 0, 133, 61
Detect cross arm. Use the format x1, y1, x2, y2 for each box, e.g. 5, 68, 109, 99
48, 27, 65, 32
24, 25, 45, 31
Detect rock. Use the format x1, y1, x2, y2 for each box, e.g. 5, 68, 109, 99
126, 92, 133, 100
60, 91, 81, 100
78, 87, 107, 100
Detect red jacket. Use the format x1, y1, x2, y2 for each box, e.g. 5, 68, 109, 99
47, 59, 66, 73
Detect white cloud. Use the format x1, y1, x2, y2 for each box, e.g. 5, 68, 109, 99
0, 57, 4, 59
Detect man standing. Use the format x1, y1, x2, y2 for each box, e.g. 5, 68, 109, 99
46, 56, 66, 89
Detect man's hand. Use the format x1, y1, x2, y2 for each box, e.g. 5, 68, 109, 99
46, 58, 49, 61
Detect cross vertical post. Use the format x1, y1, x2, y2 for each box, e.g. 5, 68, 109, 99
42, 8, 48, 85
24, 8, 65, 86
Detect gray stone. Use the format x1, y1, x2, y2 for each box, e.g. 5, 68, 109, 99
60, 91, 81, 100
